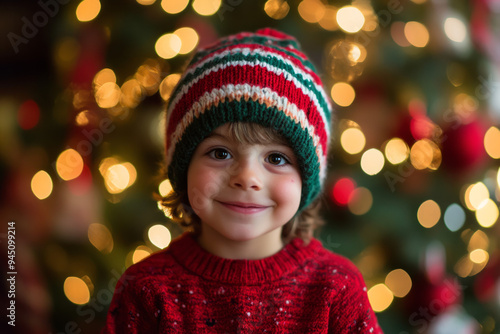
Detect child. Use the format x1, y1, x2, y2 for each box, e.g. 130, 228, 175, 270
103, 28, 382, 333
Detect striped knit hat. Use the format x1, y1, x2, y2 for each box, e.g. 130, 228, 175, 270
165, 28, 333, 211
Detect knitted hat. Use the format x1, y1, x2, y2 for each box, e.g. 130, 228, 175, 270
165, 28, 333, 211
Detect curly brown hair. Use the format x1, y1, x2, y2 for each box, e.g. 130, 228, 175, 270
158, 122, 324, 244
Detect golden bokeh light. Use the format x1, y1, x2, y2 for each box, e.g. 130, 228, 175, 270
155, 33, 182, 59
64, 276, 90, 305
336, 6, 365, 33
174, 27, 199, 55
159, 73, 181, 101
385, 138, 409, 164
161, 0, 189, 14
95, 82, 121, 109
192, 0, 222, 16
159, 179, 173, 197
318, 6, 339, 31
417, 199, 441, 228
391, 22, 410, 47
88, 223, 114, 254
148, 224, 172, 249
444, 17, 467, 43
135, 61, 161, 95
347, 187, 373, 215
56, 149, 84, 181
469, 249, 489, 264
75, 110, 90, 126
31, 170, 53, 200
484, 126, 500, 159
385, 269, 412, 298
360, 148, 385, 176
404, 21, 429, 48
331, 82, 355, 107
132, 245, 152, 264
410, 139, 441, 170
264, 0, 290, 20
298, 0, 325, 23
467, 182, 489, 211
122, 162, 137, 188
368, 284, 394, 312
475, 199, 499, 228
120, 79, 143, 108
137, 0, 156, 5
93, 68, 116, 90
104, 164, 130, 194
340, 128, 365, 155
76, 0, 101, 22
454, 255, 473, 278
99, 156, 120, 176
467, 230, 489, 252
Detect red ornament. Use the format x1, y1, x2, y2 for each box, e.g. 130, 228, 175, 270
440, 119, 488, 175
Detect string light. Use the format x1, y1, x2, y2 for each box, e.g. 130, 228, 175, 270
484, 126, 500, 159
192, 0, 222, 16
367, 283, 394, 312
161, 0, 189, 14
63, 277, 90, 305
340, 128, 365, 155
404, 21, 429, 47
264, 0, 290, 20
360, 149, 384, 175
148, 224, 172, 249
31, 170, 53, 200
76, 0, 101, 22
336, 6, 365, 33
417, 200, 441, 228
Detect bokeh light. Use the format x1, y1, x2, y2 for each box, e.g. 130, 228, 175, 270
443, 203, 466, 232
298, 0, 325, 23
264, 0, 290, 20
467, 182, 489, 211
469, 249, 488, 264
56, 149, 84, 181
64, 276, 90, 305
103, 162, 137, 194
120, 79, 143, 108
95, 82, 121, 109
475, 199, 499, 228
391, 22, 410, 47
155, 33, 182, 59
137, 0, 156, 5
331, 177, 356, 206
331, 82, 355, 107
161, 0, 189, 14
385, 269, 412, 298
417, 199, 441, 228
444, 17, 467, 43
132, 245, 152, 264
404, 21, 429, 47
192, 0, 221, 16
484, 126, 500, 159
88, 223, 114, 254
340, 128, 365, 154
31, 170, 53, 200
135, 61, 161, 95
159, 179, 173, 197
76, 0, 101, 22
410, 139, 441, 170
318, 6, 339, 31
174, 27, 199, 54
360, 149, 384, 175
347, 187, 373, 215
368, 283, 394, 312
93, 68, 116, 90
467, 230, 489, 252
148, 224, 172, 249
336, 6, 365, 33
384, 138, 409, 164
159, 73, 181, 101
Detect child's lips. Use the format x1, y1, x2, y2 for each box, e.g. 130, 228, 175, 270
216, 201, 270, 214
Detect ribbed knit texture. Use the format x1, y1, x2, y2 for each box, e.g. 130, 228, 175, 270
165, 28, 333, 211
102, 233, 383, 333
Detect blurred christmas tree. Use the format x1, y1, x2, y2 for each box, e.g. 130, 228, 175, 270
1, 0, 499, 333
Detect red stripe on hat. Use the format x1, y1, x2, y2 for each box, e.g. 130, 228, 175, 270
167, 64, 328, 153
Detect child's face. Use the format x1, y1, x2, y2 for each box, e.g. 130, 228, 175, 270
187, 124, 302, 251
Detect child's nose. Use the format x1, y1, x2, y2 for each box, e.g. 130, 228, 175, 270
229, 161, 263, 191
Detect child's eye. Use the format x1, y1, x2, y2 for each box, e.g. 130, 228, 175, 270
266, 153, 290, 166
209, 148, 231, 160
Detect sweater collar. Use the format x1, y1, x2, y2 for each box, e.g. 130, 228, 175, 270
169, 232, 323, 284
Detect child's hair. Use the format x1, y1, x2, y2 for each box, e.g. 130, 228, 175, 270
160, 28, 333, 242
159, 122, 324, 243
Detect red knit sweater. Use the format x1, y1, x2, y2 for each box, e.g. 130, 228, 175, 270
102, 233, 383, 333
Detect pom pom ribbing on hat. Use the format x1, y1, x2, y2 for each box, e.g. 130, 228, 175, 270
165, 28, 333, 211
